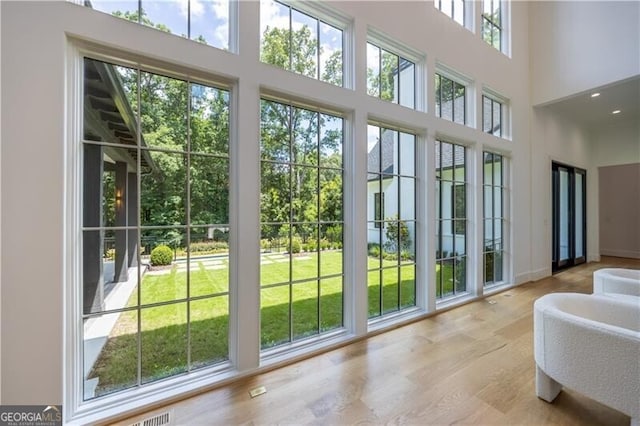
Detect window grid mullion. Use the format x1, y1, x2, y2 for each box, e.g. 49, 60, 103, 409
135, 65, 143, 389
396, 130, 402, 309
378, 46, 382, 100
185, 81, 193, 372
187, 0, 191, 39
288, 6, 293, 72
315, 113, 321, 333
378, 126, 383, 315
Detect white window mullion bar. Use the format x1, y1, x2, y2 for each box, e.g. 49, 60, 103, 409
232, 0, 261, 372
424, 130, 437, 312
345, 16, 369, 336
346, 109, 368, 336
65, 43, 84, 422
504, 155, 512, 284
415, 130, 429, 312
471, 146, 484, 296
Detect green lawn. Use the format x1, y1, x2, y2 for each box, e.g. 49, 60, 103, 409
88, 251, 454, 397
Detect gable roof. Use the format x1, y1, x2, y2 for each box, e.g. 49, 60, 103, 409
367, 129, 395, 181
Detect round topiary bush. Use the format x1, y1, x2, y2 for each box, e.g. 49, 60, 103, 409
150, 244, 173, 266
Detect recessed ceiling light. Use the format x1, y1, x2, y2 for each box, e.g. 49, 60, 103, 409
612, 110, 621, 114
591, 93, 600, 98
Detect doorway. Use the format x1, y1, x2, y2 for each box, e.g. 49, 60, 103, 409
552, 162, 586, 272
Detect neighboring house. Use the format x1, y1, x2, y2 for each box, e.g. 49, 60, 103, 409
367, 130, 502, 257
367, 128, 415, 252
435, 143, 467, 257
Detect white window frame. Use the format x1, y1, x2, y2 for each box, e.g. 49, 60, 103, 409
482, 86, 510, 139
434, 63, 475, 128
434, 138, 470, 303
66, 42, 239, 424
258, 95, 348, 358
433, 0, 473, 30
259, 0, 353, 88
366, 27, 426, 111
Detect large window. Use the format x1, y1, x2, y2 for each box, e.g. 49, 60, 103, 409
482, 0, 502, 51
81, 57, 230, 400
62, 2, 521, 418
483, 152, 504, 285
434, 0, 465, 26
366, 42, 416, 109
85, 0, 231, 50
260, 0, 344, 86
367, 125, 417, 318
260, 99, 344, 350
435, 140, 467, 299
435, 73, 466, 124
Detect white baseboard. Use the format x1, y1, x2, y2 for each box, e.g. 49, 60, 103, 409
600, 249, 640, 259
530, 267, 551, 282
515, 266, 550, 284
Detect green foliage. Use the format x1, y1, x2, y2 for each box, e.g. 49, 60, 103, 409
384, 216, 411, 253
324, 225, 342, 244
111, 9, 172, 32
291, 236, 302, 254
188, 241, 229, 254
104, 248, 116, 261
367, 47, 398, 101
150, 245, 173, 266
368, 243, 381, 258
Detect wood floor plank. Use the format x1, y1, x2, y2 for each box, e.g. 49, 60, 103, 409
113, 257, 640, 425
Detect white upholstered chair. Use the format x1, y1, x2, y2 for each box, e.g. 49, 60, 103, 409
593, 268, 640, 298
534, 292, 640, 426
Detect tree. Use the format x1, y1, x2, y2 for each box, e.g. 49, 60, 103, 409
107, 10, 231, 248
106, 14, 343, 248
384, 215, 411, 254
367, 47, 398, 101
260, 25, 343, 241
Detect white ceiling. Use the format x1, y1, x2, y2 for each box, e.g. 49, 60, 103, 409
542, 76, 640, 129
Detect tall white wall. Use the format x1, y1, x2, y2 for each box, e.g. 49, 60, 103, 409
529, 1, 640, 106
1, 0, 532, 419
1, 3, 66, 404
529, 107, 593, 277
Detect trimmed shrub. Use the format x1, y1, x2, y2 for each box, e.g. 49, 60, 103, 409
150, 245, 173, 266
307, 239, 317, 252
325, 225, 342, 244
291, 237, 302, 254
188, 241, 229, 253
400, 250, 414, 261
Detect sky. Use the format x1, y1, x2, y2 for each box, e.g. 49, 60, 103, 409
90, 0, 344, 56
91, 0, 230, 50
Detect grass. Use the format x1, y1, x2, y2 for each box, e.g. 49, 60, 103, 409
87, 250, 455, 397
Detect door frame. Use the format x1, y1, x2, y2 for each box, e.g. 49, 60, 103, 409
552, 162, 587, 273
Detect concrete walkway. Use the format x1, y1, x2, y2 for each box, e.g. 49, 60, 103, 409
83, 264, 140, 399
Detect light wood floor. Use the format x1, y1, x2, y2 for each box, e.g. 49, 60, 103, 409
115, 257, 640, 426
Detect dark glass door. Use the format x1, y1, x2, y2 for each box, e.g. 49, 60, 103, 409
552, 162, 586, 272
